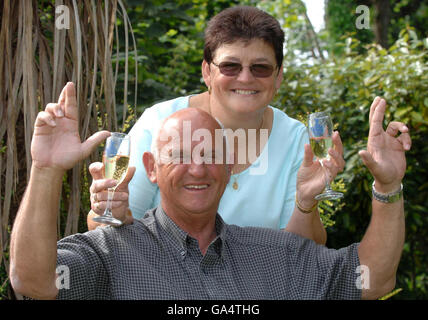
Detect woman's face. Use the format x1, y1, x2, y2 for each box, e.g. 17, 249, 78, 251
203, 39, 283, 115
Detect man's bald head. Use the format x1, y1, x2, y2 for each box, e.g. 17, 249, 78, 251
143, 108, 231, 218
152, 108, 228, 165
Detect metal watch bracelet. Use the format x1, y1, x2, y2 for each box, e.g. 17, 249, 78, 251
372, 181, 403, 203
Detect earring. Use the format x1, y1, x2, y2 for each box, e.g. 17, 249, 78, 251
208, 86, 212, 95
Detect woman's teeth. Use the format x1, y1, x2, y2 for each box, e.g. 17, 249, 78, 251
233, 90, 257, 95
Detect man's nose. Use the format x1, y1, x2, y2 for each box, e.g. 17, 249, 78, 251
187, 161, 207, 177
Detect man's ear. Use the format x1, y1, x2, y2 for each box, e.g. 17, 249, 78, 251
143, 152, 157, 183
202, 60, 211, 88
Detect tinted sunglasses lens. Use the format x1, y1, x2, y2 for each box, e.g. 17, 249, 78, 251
217, 62, 274, 77
251, 64, 274, 78
218, 62, 242, 76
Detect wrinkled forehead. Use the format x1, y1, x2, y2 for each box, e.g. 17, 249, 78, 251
160, 120, 221, 148
155, 117, 230, 164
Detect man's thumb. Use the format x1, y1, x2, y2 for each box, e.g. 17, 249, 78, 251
358, 150, 377, 173
82, 131, 111, 159
117, 166, 135, 190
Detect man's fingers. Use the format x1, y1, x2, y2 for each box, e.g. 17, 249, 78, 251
89, 162, 105, 180
369, 96, 382, 125
385, 122, 411, 151
35, 111, 57, 128
90, 179, 117, 194
45, 103, 64, 118
62, 82, 78, 120
91, 190, 129, 202
397, 133, 412, 151
116, 166, 136, 190
385, 121, 408, 137
369, 98, 386, 137
91, 201, 128, 215
81, 130, 111, 159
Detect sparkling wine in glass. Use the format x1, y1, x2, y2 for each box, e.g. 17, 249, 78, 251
308, 112, 343, 201
92, 132, 130, 226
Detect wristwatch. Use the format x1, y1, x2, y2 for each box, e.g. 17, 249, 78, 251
372, 181, 403, 203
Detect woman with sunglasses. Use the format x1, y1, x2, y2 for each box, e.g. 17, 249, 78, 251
88, 6, 345, 244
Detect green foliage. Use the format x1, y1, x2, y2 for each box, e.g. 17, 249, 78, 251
325, 0, 428, 53
276, 28, 428, 299
325, 0, 374, 54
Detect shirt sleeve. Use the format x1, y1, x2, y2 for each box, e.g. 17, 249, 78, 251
56, 229, 112, 300
289, 234, 362, 299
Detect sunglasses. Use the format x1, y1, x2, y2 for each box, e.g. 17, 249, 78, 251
211, 61, 277, 78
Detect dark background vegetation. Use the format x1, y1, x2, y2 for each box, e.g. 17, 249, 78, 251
0, 0, 427, 299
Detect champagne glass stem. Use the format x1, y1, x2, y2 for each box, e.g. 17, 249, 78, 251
104, 187, 115, 217
324, 180, 332, 193
320, 161, 330, 191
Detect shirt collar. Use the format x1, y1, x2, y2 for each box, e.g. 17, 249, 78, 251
155, 205, 227, 258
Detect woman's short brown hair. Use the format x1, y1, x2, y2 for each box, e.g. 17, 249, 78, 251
204, 6, 285, 68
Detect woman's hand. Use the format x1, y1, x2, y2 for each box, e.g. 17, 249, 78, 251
296, 131, 345, 208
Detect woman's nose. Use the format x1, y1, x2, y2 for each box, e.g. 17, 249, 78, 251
236, 65, 255, 82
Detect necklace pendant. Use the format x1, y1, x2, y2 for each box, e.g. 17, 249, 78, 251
232, 180, 238, 190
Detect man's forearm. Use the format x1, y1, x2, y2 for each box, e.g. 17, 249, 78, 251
358, 193, 405, 300
10, 165, 63, 299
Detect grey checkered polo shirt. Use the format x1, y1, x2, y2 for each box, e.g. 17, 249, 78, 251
56, 206, 361, 299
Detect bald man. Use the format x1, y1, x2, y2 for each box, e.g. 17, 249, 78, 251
10, 83, 410, 300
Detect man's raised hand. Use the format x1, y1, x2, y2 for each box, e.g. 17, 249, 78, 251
31, 82, 110, 172
358, 97, 411, 192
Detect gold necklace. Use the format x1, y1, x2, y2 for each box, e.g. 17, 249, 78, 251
230, 112, 265, 190
207, 95, 266, 190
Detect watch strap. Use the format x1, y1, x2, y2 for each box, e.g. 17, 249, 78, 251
372, 181, 403, 203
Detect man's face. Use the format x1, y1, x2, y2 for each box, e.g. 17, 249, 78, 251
151, 111, 230, 218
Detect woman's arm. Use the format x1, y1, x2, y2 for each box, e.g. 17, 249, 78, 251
285, 131, 344, 245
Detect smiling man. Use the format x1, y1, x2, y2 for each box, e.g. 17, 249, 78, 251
143, 108, 231, 254
10, 83, 410, 300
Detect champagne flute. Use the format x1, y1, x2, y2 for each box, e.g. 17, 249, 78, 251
92, 132, 130, 226
308, 112, 343, 201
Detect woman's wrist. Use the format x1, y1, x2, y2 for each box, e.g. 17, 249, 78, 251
295, 194, 318, 214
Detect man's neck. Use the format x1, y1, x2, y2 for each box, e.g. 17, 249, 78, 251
161, 205, 218, 255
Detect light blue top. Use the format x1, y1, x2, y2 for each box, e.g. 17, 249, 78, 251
128, 96, 308, 229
